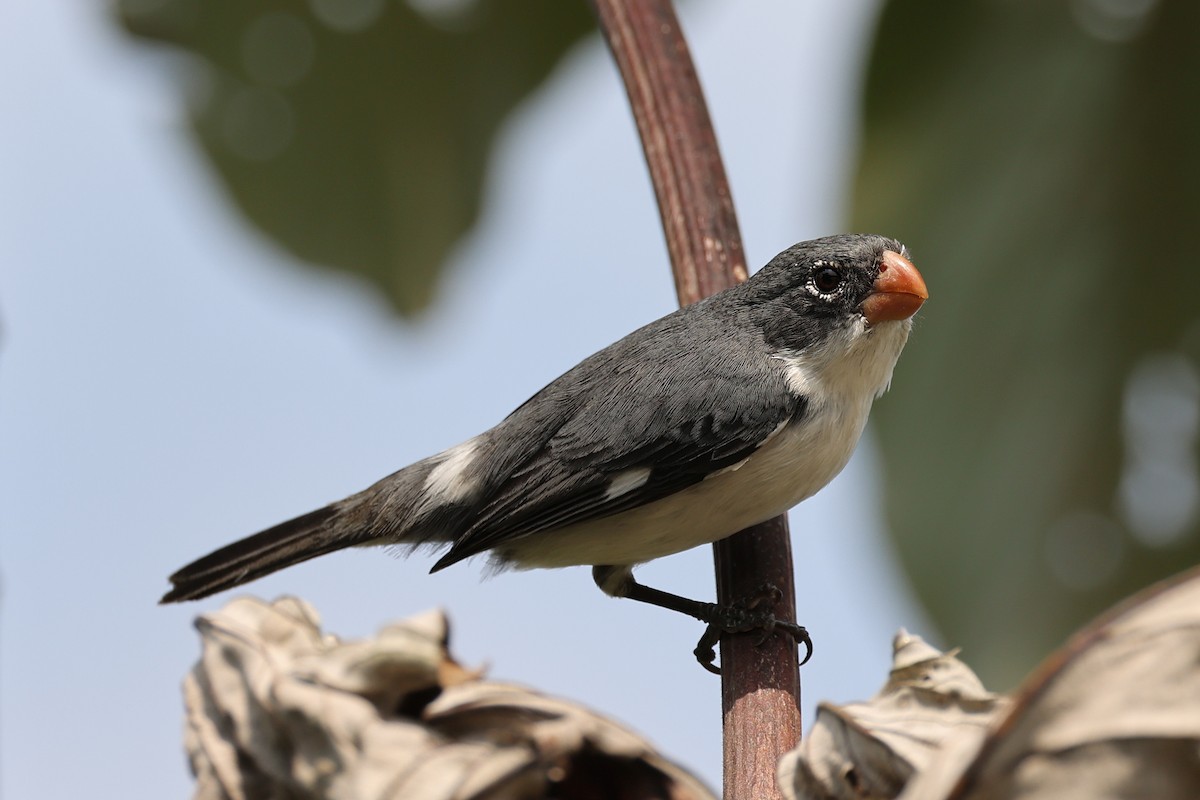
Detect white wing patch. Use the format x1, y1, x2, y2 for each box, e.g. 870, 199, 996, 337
704, 419, 788, 480
604, 467, 652, 500
423, 437, 480, 503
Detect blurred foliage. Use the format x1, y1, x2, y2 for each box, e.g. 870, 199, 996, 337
855, 0, 1200, 686
116, 0, 594, 315
116, 0, 1200, 690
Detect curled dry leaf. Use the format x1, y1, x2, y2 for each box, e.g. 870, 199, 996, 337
182, 596, 714, 800
901, 565, 1200, 800
778, 631, 1007, 800
783, 566, 1200, 799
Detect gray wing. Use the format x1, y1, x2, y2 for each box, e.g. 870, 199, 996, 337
430, 336, 804, 570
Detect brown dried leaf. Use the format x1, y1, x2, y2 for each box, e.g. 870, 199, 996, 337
183, 596, 713, 800
903, 566, 1200, 800
779, 632, 1006, 800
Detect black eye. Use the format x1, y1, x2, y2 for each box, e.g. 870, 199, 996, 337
813, 265, 842, 294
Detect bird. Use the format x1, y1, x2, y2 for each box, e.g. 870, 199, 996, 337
161, 233, 927, 671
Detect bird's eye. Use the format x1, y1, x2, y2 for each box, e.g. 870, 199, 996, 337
812, 265, 842, 294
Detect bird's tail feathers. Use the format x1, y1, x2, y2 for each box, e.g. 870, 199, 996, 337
160, 456, 475, 604
160, 502, 375, 603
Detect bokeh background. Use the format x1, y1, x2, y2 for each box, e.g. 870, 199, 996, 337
2, 0, 1196, 797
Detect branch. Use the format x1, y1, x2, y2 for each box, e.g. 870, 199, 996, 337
590, 2, 802, 798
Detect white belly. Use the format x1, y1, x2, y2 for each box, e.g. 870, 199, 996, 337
499, 394, 872, 568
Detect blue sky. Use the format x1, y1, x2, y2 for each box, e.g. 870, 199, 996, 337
0, 1, 934, 796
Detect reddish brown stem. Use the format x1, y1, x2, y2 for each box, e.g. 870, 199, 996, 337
589, 2, 802, 798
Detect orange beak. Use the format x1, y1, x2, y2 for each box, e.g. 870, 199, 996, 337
860, 250, 928, 325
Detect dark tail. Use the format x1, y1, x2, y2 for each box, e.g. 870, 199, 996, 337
160, 503, 366, 603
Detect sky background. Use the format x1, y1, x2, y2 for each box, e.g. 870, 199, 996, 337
0, 1, 937, 796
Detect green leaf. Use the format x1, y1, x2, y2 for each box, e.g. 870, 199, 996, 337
855, 0, 1200, 685
116, 0, 594, 316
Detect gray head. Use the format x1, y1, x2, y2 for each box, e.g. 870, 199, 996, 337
730, 234, 925, 356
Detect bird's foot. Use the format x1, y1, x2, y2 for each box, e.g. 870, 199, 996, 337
592, 567, 812, 675
693, 583, 813, 675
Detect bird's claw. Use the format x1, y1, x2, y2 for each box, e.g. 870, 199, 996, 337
694, 627, 722, 676
691, 584, 813, 675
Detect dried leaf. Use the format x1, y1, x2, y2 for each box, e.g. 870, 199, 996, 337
779, 631, 1006, 800
784, 568, 1200, 798
183, 596, 714, 800
902, 566, 1200, 800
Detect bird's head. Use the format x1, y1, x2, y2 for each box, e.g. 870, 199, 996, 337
745, 233, 927, 344
743, 234, 929, 396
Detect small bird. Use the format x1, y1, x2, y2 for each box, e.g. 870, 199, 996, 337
162, 233, 927, 671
